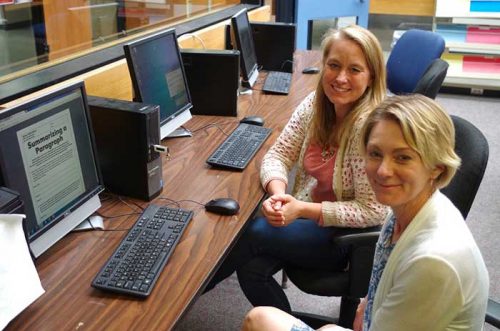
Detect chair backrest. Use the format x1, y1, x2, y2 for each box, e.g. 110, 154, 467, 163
441, 115, 489, 219
386, 29, 445, 95
413, 58, 449, 99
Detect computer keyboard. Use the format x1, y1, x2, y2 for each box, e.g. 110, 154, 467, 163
91, 204, 194, 297
262, 71, 292, 95
206, 123, 272, 170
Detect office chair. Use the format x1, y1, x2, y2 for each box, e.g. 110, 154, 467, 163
487, 298, 500, 328
413, 58, 449, 99
386, 29, 446, 98
285, 115, 489, 328
445, 116, 499, 330
441, 115, 489, 219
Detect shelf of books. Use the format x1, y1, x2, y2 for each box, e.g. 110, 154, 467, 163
435, 0, 500, 95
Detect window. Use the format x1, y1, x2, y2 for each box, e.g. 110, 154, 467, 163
0, 0, 258, 103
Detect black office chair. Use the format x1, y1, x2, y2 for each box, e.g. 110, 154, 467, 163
441, 115, 489, 219
284, 115, 490, 328
413, 58, 449, 99
487, 299, 500, 329
386, 29, 446, 97
446, 117, 500, 330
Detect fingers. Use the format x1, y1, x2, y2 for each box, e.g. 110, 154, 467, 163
261, 194, 297, 227
268, 218, 288, 227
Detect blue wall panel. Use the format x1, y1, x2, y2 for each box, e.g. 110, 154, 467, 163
295, 0, 370, 49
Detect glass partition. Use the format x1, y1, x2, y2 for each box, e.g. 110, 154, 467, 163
0, 0, 240, 80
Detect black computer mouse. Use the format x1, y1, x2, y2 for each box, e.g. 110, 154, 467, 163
240, 116, 265, 127
205, 198, 240, 216
302, 66, 320, 74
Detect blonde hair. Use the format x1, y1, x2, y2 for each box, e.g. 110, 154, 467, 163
361, 94, 461, 188
310, 25, 386, 147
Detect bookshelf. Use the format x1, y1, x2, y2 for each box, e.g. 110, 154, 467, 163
435, 0, 500, 94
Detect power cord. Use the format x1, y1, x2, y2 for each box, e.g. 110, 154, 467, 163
189, 122, 234, 136
90, 194, 206, 232
181, 33, 206, 49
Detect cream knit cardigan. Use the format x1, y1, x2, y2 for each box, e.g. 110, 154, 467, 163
260, 91, 388, 227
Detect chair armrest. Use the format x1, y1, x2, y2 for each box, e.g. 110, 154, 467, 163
486, 298, 500, 328
330, 226, 382, 298
332, 226, 381, 247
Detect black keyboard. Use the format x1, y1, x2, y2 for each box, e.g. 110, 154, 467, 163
91, 204, 194, 297
206, 123, 271, 170
262, 71, 292, 95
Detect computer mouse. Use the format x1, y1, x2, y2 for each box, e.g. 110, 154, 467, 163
302, 66, 320, 74
240, 116, 265, 127
205, 198, 240, 216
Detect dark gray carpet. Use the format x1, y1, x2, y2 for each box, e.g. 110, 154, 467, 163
175, 93, 500, 331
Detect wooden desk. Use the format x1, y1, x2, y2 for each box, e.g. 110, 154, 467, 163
6, 50, 321, 331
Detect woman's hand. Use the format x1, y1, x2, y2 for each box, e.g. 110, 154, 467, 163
353, 297, 367, 331
261, 195, 285, 224
262, 194, 303, 227
262, 194, 322, 227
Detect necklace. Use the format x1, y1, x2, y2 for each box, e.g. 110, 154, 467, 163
321, 146, 335, 162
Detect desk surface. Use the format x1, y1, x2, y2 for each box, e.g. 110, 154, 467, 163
6, 50, 321, 331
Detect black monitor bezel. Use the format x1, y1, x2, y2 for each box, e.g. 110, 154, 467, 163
0, 81, 104, 243
231, 8, 259, 87
123, 28, 193, 127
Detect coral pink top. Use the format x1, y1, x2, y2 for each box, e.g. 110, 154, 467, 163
303, 143, 337, 204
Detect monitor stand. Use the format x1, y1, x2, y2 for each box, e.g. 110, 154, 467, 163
73, 215, 104, 231
239, 85, 253, 95
166, 126, 192, 138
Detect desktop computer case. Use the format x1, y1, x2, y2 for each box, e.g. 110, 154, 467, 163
225, 22, 296, 73
87, 96, 163, 201
181, 49, 240, 117
251, 22, 296, 73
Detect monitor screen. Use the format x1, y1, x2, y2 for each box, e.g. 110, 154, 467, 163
124, 28, 193, 139
231, 8, 259, 88
0, 81, 104, 258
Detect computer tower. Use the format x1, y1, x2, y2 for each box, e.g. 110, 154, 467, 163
251, 22, 296, 73
275, 0, 296, 24
181, 49, 240, 117
225, 22, 296, 73
87, 96, 163, 201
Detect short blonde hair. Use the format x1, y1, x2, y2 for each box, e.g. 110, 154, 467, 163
311, 25, 386, 147
361, 94, 461, 188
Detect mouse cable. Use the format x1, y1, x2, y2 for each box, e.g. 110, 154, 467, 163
189, 122, 234, 137
157, 196, 206, 209
98, 191, 146, 211
91, 198, 205, 233
280, 59, 294, 72
93, 192, 145, 221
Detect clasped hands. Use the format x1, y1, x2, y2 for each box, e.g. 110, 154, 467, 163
261, 194, 303, 227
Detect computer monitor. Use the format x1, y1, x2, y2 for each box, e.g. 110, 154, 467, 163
0, 81, 104, 258
231, 8, 259, 88
124, 28, 193, 139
